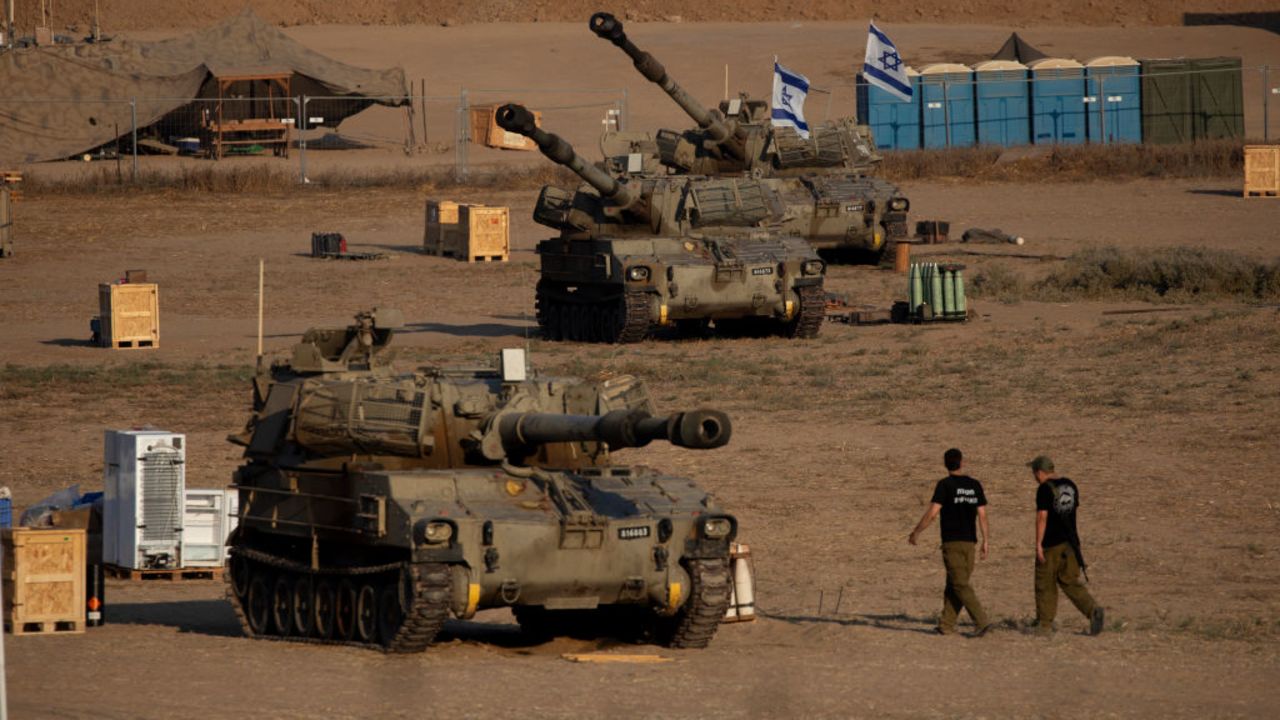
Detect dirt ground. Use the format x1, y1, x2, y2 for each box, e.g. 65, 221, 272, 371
3, 20, 1280, 720
22, 0, 1280, 32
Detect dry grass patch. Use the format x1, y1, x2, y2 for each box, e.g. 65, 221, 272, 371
881, 139, 1243, 183
971, 247, 1280, 303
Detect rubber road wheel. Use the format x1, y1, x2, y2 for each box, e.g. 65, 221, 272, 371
313, 581, 336, 640
355, 584, 378, 643
271, 575, 295, 636
292, 576, 314, 637
335, 580, 357, 641
245, 573, 271, 635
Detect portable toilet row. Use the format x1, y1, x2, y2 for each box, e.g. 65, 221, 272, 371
856, 67, 922, 150
857, 56, 1142, 149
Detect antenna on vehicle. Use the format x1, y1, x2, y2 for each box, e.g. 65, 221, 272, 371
256, 258, 265, 370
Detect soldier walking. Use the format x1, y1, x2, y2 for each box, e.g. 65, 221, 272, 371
908, 448, 993, 636
1029, 455, 1105, 636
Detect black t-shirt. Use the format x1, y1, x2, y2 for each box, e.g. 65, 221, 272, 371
1036, 478, 1080, 549
930, 474, 987, 543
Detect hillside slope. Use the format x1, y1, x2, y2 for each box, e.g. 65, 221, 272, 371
15, 0, 1279, 32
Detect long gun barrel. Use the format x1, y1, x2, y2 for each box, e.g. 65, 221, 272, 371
494, 408, 731, 458
495, 103, 637, 208
589, 12, 744, 158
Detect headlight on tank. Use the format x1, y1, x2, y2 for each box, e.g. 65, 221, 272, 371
702, 517, 732, 539
627, 265, 651, 281
802, 260, 825, 276
423, 521, 454, 544
889, 197, 909, 211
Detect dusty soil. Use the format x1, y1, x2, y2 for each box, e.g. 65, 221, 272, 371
3, 19, 1280, 720
3, 173, 1279, 718
21, 0, 1280, 32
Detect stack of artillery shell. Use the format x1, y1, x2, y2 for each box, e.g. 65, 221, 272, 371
907, 262, 967, 321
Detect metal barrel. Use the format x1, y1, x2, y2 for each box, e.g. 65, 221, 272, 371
494, 103, 637, 207
589, 12, 742, 155
498, 408, 731, 450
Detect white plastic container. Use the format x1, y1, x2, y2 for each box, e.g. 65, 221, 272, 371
182, 489, 226, 567
723, 542, 756, 623
103, 430, 186, 569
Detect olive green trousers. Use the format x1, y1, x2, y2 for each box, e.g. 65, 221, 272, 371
940, 541, 989, 631
1035, 542, 1097, 628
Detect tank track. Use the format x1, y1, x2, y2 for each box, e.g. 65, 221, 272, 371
782, 284, 825, 339
661, 558, 733, 648
225, 548, 450, 653
535, 282, 650, 343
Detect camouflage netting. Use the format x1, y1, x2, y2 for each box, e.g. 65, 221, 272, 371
0, 8, 408, 164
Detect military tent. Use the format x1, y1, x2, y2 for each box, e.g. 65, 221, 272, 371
0, 9, 408, 164
991, 33, 1048, 64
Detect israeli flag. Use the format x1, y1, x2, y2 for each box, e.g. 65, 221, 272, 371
771, 59, 810, 139
863, 22, 913, 102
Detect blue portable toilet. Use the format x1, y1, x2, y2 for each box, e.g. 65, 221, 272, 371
973, 60, 1031, 147
1028, 58, 1086, 145
1085, 56, 1142, 143
918, 64, 975, 148
856, 67, 921, 150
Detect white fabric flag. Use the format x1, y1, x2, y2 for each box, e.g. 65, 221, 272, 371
863, 22, 913, 102
771, 60, 810, 139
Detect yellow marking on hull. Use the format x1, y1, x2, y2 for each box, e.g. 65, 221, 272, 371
667, 582, 683, 608
467, 583, 481, 615
659, 304, 670, 325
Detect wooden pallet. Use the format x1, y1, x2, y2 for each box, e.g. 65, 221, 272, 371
423, 247, 510, 263
1243, 188, 1278, 198
105, 565, 223, 582
6, 619, 84, 636
102, 338, 158, 350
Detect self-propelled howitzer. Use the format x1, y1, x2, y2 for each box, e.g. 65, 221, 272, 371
225, 311, 740, 651
589, 12, 911, 261
495, 103, 826, 342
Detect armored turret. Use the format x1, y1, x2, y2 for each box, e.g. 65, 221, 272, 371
495, 103, 827, 343
590, 12, 881, 177
590, 12, 751, 163
226, 323, 741, 652
585, 13, 907, 262
496, 103, 782, 237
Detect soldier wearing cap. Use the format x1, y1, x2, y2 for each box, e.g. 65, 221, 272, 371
1029, 455, 1105, 636
908, 448, 992, 636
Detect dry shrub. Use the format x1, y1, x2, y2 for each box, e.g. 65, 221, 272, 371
970, 246, 1280, 303
1042, 246, 1280, 301
24, 162, 576, 196
881, 140, 1244, 183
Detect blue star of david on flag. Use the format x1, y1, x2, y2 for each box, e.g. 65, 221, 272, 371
771, 59, 811, 139
863, 22, 913, 103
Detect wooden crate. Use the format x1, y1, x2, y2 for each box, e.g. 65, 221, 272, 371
98, 282, 160, 349
3, 528, 87, 636
425, 201, 510, 262
468, 104, 540, 151
1244, 145, 1280, 197
424, 199, 461, 255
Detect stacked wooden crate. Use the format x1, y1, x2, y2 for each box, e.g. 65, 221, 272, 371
424, 200, 510, 263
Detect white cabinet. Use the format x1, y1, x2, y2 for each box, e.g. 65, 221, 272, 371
103, 430, 186, 569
